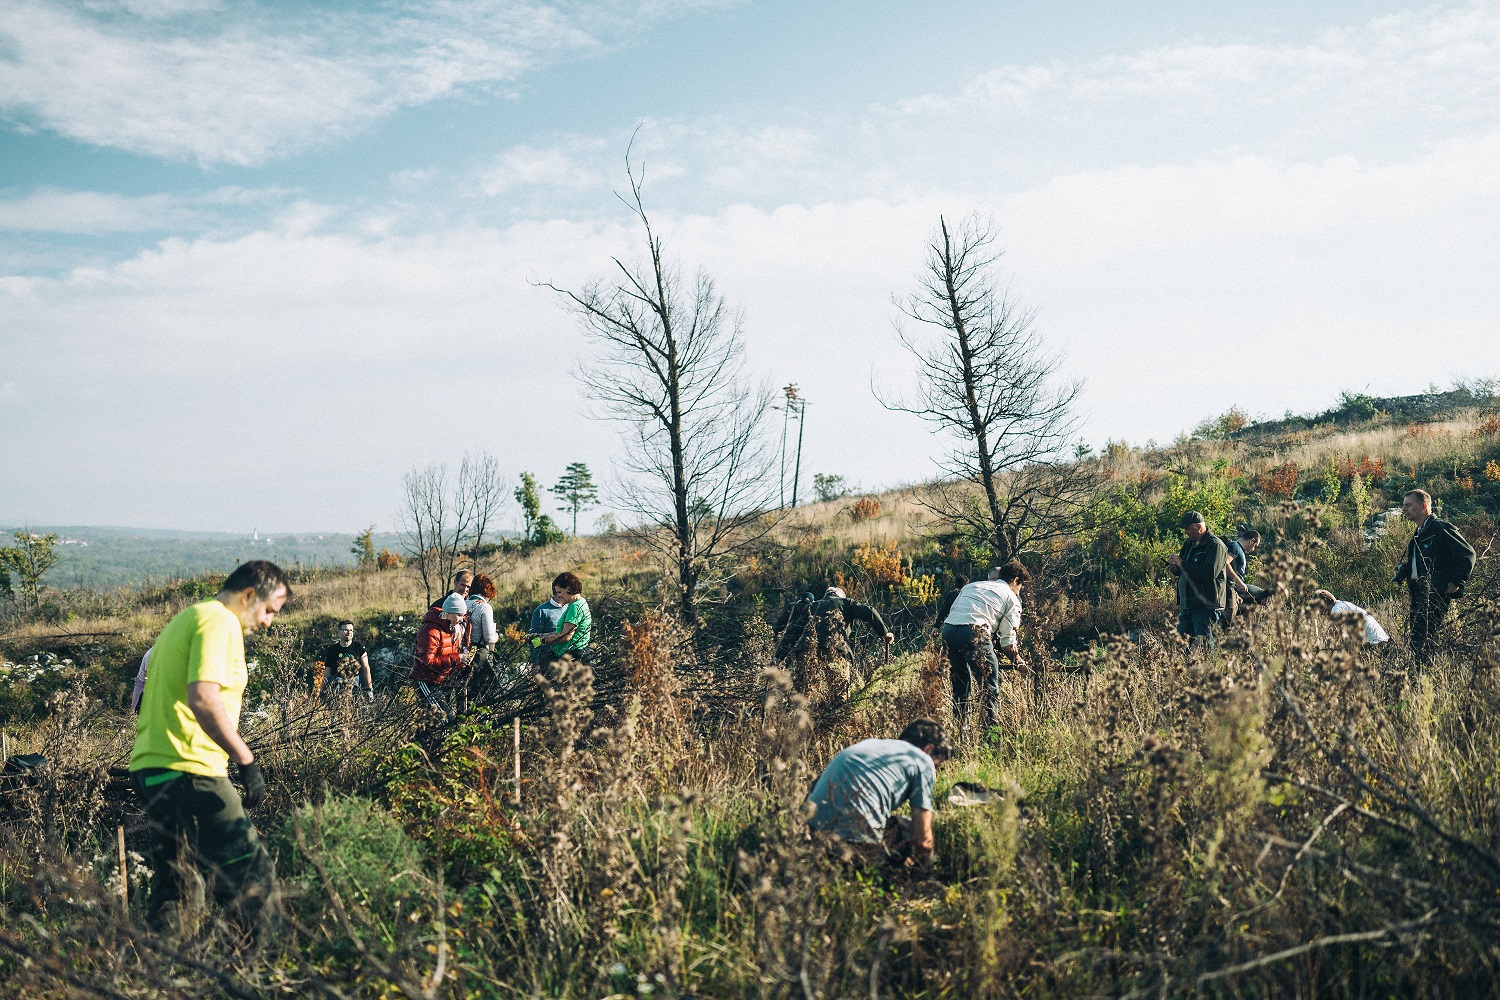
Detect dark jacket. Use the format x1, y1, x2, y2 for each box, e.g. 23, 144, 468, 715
410, 606, 464, 685
934, 587, 964, 629
773, 594, 815, 660
1396, 516, 1477, 596
774, 595, 814, 636
810, 596, 888, 646
1172, 533, 1227, 612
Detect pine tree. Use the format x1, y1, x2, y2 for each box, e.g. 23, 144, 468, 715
550, 462, 600, 536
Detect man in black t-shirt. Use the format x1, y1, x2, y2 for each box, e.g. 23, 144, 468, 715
318, 620, 373, 701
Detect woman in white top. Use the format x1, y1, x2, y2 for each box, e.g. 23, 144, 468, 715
466, 577, 498, 646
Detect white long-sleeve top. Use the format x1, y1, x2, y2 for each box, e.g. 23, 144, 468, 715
467, 596, 498, 647
943, 580, 1022, 648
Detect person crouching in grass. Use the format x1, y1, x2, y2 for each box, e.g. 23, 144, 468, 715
805, 718, 953, 870
537, 571, 592, 665
128, 560, 287, 938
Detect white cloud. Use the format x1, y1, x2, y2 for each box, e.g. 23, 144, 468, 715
0, 186, 290, 233
0, 190, 185, 233
4, 127, 1499, 528
469, 3, 1500, 215
0, 1, 709, 165
480, 142, 606, 195
6, 1, 1500, 529
891, 1, 1500, 128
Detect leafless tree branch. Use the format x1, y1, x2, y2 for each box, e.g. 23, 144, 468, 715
545, 150, 778, 621
878, 214, 1089, 561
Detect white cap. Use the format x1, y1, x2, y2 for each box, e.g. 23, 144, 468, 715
825, 586, 847, 599
441, 593, 468, 615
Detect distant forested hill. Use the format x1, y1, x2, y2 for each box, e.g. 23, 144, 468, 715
0, 526, 405, 589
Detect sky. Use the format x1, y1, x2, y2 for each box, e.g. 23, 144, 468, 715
2, 0, 1498, 534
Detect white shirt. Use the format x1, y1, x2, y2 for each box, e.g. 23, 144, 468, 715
467, 596, 498, 647
1330, 601, 1389, 644
943, 580, 1022, 648
130, 647, 152, 712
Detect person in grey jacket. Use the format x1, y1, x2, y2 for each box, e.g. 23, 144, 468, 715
1167, 510, 1227, 641
1394, 489, 1476, 662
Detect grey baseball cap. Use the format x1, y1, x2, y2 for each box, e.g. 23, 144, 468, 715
1179, 510, 1205, 528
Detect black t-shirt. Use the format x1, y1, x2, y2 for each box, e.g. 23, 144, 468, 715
320, 642, 367, 681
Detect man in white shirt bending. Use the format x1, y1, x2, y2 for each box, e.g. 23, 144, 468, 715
1314, 590, 1389, 645
941, 560, 1028, 727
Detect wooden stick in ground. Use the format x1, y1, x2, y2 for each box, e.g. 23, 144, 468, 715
2, 729, 8, 766
116, 824, 129, 913
513, 716, 521, 806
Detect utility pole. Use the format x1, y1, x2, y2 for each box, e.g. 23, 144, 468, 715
790, 388, 808, 507
779, 384, 794, 508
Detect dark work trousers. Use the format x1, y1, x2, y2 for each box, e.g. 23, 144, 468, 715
415, 677, 458, 721
1177, 607, 1220, 644
130, 768, 275, 933
1409, 580, 1453, 664
942, 623, 1001, 727
466, 647, 497, 704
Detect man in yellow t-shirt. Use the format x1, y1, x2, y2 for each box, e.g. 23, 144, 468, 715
128, 560, 289, 934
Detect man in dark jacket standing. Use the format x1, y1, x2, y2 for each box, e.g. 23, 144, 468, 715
1168, 510, 1227, 642
1394, 489, 1476, 662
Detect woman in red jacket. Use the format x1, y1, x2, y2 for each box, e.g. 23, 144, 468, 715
411, 593, 467, 721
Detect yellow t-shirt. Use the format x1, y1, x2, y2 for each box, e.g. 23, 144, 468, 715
128, 599, 247, 778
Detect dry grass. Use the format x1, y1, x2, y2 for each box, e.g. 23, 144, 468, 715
3, 531, 1500, 997
1273, 414, 1483, 475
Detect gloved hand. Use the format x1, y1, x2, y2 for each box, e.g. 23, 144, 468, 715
238, 761, 266, 809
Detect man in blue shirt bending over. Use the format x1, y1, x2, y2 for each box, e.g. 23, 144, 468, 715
806, 718, 953, 868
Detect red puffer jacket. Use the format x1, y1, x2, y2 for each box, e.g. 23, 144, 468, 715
410, 606, 464, 684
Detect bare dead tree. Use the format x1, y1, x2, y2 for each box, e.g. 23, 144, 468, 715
879, 214, 1089, 563
548, 159, 777, 623
460, 451, 507, 574
397, 453, 508, 605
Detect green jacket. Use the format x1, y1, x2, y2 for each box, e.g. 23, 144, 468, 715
1396, 516, 1476, 596
1175, 533, 1227, 612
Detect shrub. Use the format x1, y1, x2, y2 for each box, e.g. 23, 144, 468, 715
852, 541, 903, 586
898, 573, 941, 606
1258, 461, 1299, 498
1192, 406, 1250, 440
273, 795, 429, 916
848, 496, 881, 521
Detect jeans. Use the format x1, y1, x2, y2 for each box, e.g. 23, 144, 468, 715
942, 623, 1002, 726
1177, 607, 1220, 641
130, 768, 276, 933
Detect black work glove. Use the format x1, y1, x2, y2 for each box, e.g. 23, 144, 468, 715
238, 761, 266, 809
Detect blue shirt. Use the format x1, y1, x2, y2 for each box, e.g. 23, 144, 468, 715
529, 599, 565, 635
805, 739, 936, 844
1225, 538, 1247, 579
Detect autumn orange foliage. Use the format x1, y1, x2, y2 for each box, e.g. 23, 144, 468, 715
1258, 461, 1299, 498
